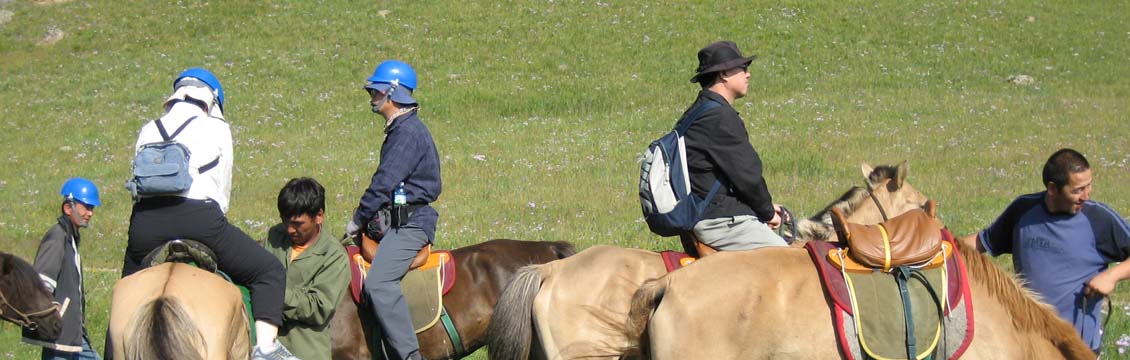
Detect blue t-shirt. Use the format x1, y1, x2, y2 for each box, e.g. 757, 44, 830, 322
979, 192, 1130, 351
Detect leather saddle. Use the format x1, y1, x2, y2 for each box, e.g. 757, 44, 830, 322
830, 200, 943, 272
140, 239, 220, 273
359, 231, 432, 270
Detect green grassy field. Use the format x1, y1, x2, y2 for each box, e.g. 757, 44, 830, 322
2, 0, 1128, 358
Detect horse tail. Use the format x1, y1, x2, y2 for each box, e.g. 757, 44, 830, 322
548, 240, 578, 259
487, 264, 545, 360
126, 296, 205, 360
623, 276, 668, 358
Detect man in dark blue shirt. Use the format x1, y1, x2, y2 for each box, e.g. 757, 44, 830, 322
961, 148, 1130, 352
344, 60, 440, 360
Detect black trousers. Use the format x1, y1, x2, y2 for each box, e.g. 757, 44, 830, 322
123, 197, 285, 326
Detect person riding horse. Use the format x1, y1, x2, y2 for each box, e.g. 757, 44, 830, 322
344, 59, 441, 360
119, 68, 297, 360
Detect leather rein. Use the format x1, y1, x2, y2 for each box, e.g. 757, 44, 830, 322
0, 287, 59, 330
867, 185, 891, 222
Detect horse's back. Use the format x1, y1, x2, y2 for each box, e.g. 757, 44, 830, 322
646, 248, 840, 359
110, 263, 248, 360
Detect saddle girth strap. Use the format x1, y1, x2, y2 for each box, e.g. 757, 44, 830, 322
894, 266, 946, 360
440, 306, 465, 356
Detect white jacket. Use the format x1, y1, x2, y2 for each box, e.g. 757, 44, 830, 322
134, 100, 234, 213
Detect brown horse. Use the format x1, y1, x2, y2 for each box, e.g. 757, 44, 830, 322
488, 162, 931, 360
0, 252, 62, 340
108, 262, 249, 360
623, 241, 1095, 359
330, 238, 578, 360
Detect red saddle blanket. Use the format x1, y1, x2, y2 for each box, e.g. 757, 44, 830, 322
805, 230, 974, 360
345, 245, 456, 304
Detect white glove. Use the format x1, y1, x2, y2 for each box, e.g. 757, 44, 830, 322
345, 220, 362, 237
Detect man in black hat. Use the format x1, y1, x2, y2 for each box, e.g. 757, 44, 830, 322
682, 40, 787, 251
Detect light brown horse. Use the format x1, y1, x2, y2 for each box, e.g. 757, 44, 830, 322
0, 252, 62, 340
488, 162, 931, 360
108, 262, 249, 360
330, 239, 578, 360
624, 241, 1096, 359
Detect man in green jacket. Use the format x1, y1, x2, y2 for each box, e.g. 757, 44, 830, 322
261, 177, 350, 359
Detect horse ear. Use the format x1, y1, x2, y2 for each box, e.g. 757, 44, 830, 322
860, 163, 874, 178
895, 161, 909, 189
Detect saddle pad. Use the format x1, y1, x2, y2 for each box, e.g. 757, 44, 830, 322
402, 258, 444, 333
346, 246, 456, 304
660, 250, 696, 272
845, 263, 944, 359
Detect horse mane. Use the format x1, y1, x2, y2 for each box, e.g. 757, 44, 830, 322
796, 164, 904, 242
955, 244, 1096, 358
126, 296, 206, 360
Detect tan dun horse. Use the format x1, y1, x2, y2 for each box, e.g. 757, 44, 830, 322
488, 162, 931, 359
108, 262, 249, 360
331, 239, 577, 360
624, 230, 1096, 359
0, 252, 62, 340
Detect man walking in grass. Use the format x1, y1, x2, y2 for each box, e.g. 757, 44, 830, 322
681, 40, 787, 252
23, 178, 102, 360
961, 148, 1130, 354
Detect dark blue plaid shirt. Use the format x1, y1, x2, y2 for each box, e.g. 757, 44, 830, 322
352, 109, 442, 242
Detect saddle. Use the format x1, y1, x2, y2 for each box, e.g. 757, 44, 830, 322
807, 206, 975, 360
140, 239, 220, 273
831, 201, 943, 272
345, 241, 456, 333
359, 232, 433, 270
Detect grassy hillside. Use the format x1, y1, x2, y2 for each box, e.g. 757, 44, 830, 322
2, 0, 1128, 358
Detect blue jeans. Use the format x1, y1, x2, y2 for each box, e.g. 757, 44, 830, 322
41, 335, 100, 360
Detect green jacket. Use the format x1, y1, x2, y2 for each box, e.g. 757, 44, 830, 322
262, 224, 350, 360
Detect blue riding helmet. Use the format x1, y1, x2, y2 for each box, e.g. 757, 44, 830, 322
60, 177, 101, 207
364, 60, 417, 105
174, 67, 225, 112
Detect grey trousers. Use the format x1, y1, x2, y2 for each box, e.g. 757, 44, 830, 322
363, 224, 429, 360
693, 215, 787, 251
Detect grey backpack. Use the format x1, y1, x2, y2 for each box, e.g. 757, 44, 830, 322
126, 116, 217, 197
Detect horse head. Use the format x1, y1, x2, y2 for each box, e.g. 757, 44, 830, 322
0, 252, 62, 340
796, 161, 931, 242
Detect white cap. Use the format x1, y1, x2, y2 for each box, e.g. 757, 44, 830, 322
163, 85, 217, 114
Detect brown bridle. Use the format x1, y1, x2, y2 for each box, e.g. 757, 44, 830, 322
0, 287, 59, 331
867, 185, 891, 222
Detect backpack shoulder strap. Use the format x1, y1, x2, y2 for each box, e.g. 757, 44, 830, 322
155, 119, 171, 141
166, 116, 198, 140
674, 99, 722, 135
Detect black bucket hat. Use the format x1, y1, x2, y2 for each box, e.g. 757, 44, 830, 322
690, 41, 757, 83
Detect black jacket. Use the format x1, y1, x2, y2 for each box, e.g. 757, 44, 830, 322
681, 90, 775, 222
22, 215, 87, 352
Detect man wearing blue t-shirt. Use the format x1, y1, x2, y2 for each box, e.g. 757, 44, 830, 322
961, 148, 1130, 353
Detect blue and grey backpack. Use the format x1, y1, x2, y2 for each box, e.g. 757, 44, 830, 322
126, 116, 217, 197
639, 100, 723, 237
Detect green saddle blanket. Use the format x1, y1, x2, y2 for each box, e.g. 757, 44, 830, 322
846, 266, 946, 359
